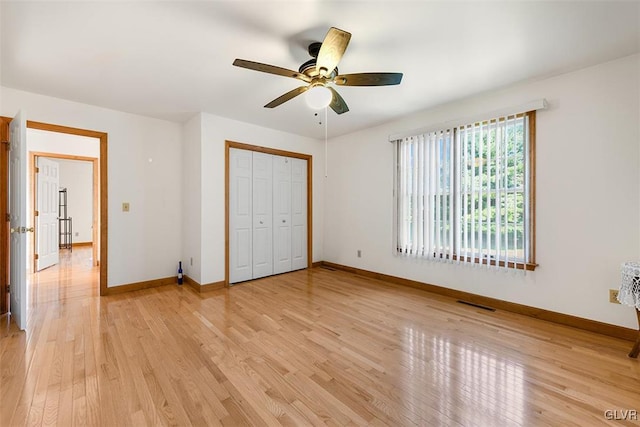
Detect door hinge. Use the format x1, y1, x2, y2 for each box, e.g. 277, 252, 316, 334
5, 213, 9, 222
35, 167, 39, 173
2, 141, 9, 151
6, 284, 10, 293
35, 254, 39, 260
35, 210, 39, 217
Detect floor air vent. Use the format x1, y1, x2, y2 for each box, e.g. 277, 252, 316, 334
457, 300, 496, 312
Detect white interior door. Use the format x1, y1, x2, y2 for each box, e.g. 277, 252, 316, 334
9, 111, 28, 330
252, 152, 273, 279
229, 148, 252, 284
291, 158, 308, 271
36, 157, 60, 271
273, 155, 292, 275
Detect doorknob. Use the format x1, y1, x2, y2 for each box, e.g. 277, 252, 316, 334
259, 221, 263, 224
282, 220, 286, 223
10, 226, 34, 233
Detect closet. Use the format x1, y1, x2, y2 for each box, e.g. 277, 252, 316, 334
229, 147, 308, 284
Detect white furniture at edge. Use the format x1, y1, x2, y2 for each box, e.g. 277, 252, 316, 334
619, 262, 640, 358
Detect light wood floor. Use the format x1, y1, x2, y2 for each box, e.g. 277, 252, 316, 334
1, 249, 640, 426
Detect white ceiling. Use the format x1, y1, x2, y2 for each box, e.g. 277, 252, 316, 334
1, 1, 639, 139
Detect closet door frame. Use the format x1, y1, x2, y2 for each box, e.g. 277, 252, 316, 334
225, 140, 313, 287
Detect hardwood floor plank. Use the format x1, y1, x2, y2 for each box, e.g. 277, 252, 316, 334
136, 332, 193, 425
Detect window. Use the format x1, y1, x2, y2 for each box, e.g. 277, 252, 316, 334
395, 111, 536, 270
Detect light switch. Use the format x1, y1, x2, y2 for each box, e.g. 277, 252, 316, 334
122, 202, 130, 212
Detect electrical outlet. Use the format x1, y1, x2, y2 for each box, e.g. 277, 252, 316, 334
357, 250, 361, 258
609, 289, 621, 304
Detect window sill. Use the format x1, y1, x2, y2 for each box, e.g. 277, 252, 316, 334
396, 250, 537, 271
455, 256, 537, 271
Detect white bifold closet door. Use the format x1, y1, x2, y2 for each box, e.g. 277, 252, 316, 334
229, 148, 253, 283
273, 156, 292, 274
229, 148, 307, 284
290, 158, 307, 270
252, 152, 273, 279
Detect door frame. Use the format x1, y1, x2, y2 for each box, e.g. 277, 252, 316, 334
225, 140, 313, 287
1, 118, 10, 314
0, 118, 109, 314
31, 152, 100, 272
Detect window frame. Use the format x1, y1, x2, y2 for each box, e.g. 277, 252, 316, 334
393, 110, 537, 271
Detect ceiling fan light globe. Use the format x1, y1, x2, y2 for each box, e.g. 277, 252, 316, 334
306, 85, 332, 110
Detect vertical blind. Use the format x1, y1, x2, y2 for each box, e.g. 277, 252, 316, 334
395, 113, 531, 270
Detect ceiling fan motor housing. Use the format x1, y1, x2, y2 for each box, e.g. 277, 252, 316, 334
299, 41, 344, 79
308, 42, 322, 58
298, 58, 338, 79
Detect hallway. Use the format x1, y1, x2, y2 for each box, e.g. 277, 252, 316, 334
28, 246, 98, 307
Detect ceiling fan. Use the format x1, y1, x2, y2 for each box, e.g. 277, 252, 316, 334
232, 27, 403, 114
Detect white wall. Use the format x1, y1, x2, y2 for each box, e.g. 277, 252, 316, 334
192, 112, 324, 285
1, 86, 183, 287
182, 114, 202, 283
57, 159, 93, 243
27, 128, 100, 157
324, 54, 640, 329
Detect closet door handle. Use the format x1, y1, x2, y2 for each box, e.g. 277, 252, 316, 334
259, 221, 263, 224
282, 220, 286, 223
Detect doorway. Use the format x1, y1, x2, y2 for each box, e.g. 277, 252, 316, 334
29, 151, 99, 272
0, 117, 108, 317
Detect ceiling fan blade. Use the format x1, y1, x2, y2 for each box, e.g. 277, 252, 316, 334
233, 59, 311, 83
334, 72, 403, 86
316, 27, 351, 77
328, 87, 349, 115
264, 86, 309, 108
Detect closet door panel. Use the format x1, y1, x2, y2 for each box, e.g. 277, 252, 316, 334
291, 158, 308, 270
229, 148, 253, 283
252, 152, 273, 279
273, 155, 292, 274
